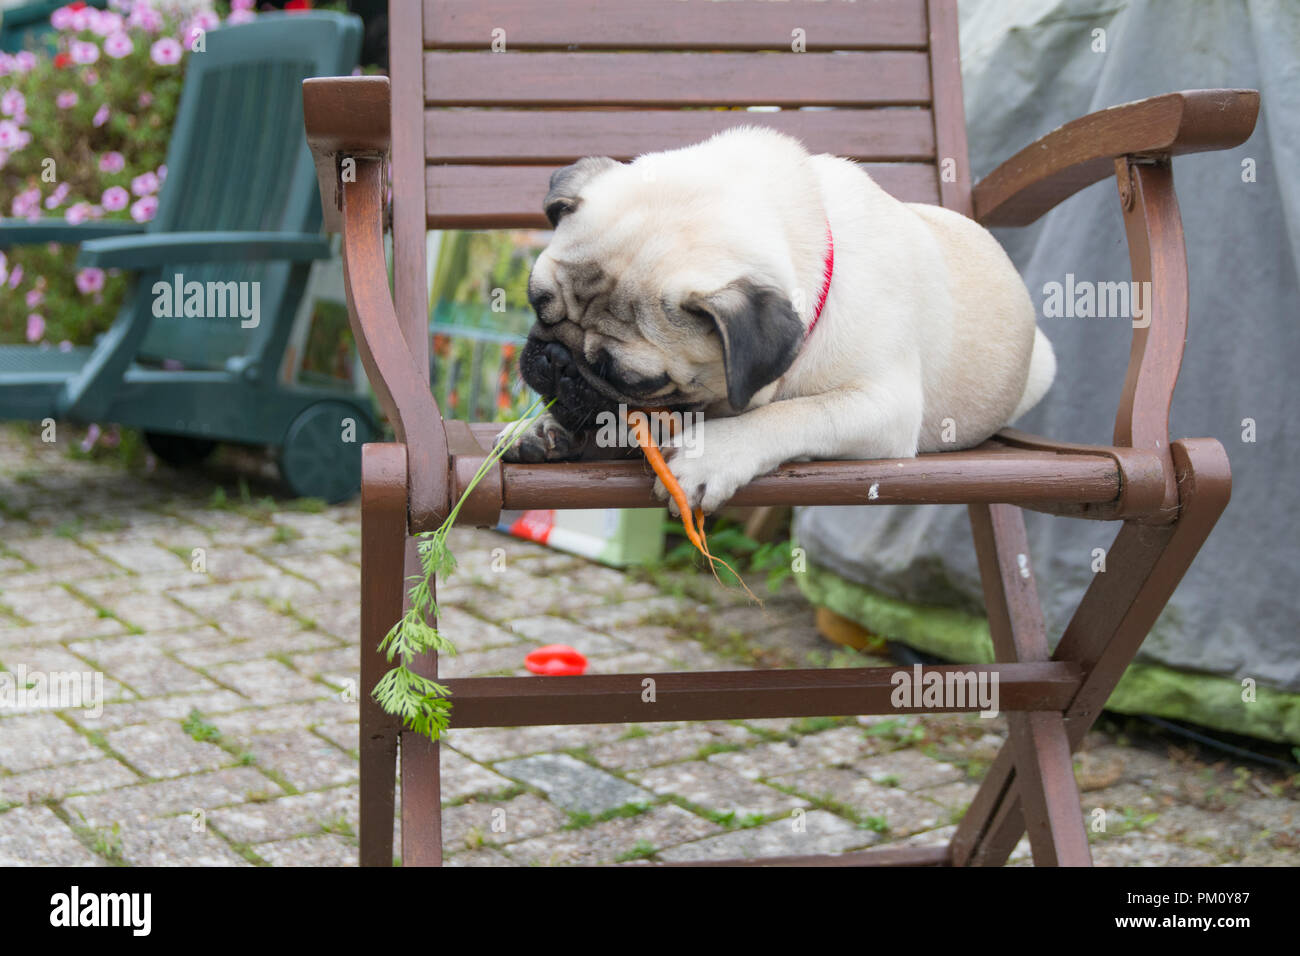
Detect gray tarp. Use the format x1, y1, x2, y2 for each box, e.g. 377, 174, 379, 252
795, 1, 1300, 709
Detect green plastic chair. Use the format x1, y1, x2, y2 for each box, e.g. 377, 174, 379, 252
0, 11, 377, 503
0, 1, 107, 54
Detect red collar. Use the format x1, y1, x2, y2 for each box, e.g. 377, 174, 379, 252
805, 222, 834, 340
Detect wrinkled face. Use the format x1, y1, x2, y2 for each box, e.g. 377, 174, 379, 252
520, 155, 805, 433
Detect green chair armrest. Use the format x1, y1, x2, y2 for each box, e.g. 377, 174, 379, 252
77, 231, 333, 269
0, 219, 149, 246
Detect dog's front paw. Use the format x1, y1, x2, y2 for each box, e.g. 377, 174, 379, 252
499, 411, 584, 463
652, 419, 769, 515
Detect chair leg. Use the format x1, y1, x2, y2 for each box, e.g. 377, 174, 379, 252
952, 439, 1231, 866
399, 536, 445, 867
966, 503, 1092, 866
359, 444, 407, 867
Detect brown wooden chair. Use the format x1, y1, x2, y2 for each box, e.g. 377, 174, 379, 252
302, 0, 1258, 867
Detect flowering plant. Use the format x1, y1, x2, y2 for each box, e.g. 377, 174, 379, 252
0, 1, 259, 349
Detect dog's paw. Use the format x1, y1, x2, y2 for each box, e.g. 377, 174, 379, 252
652, 419, 769, 515
499, 411, 584, 463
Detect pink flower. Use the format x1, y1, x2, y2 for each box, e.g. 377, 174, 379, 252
76, 267, 106, 294
11, 187, 40, 218
56, 90, 79, 109
130, 195, 158, 222
81, 423, 101, 453
129, 5, 163, 33
8, 264, 23, 288
101, 186, 129, 212
156, 164, 167, 183
149, 37, 182, 66
92, 104, 110, 127
0, 250, 7, 283
50, 6, 77, 31
1, 89, 25, 117
233, 0, 256, 9
25, 287, 44, 308
44, 182, 71, 209
1, 126, 32, 151
104, 32, 133, 59
25, 314, 44, 343
65, 202, 92, 225
130, 171, 159, 196
187, 11, 219, 41
82, 69, 98, 86
90, 11, 123, 37
0, 120, 23, 149
227, 11, 256, 25
70, 40, 100, 65
137, 92, 153, 108
99, 150, 124, 173
13, 52, 36, 73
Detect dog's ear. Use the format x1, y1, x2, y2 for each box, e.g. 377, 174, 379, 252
683, 280, 804, 411
544, 156, 618, 227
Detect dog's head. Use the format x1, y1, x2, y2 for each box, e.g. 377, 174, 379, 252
519, 132, 813, 433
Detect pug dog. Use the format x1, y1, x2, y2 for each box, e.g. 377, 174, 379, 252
503, 127, 1055, 515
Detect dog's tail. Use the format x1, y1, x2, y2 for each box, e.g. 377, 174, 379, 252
1012, 327, 1056, 421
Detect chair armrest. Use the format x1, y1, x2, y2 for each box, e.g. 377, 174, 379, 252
0, 219, 148, 246
77, 231, 331, 269
303, 74, 449, 531
303, 75, 392, 232
973, 89, 1259, 227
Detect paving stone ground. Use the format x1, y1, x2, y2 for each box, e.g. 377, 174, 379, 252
1, 424, 1298, 867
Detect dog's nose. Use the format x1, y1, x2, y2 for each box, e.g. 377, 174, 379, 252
535, 340, 572, 382
520, 337, 576, 394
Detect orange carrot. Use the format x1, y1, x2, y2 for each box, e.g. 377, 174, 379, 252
626, 409, 761, 605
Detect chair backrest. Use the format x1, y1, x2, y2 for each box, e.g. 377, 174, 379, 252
135, 11, 361, 370
389, 0, 971, 383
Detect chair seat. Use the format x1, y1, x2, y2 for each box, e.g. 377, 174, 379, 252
447, 422, 1141, 522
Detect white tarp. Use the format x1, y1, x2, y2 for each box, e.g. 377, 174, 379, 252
795, 0, 1300, 692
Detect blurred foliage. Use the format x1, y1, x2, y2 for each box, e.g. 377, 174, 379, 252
430, 229, 548, 421
0, 2, 234, 347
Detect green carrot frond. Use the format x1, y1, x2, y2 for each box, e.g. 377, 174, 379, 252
369, 397, 553, 741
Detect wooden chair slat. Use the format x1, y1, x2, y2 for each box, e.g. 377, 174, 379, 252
425, 162, 940, 228
423, 52, 932, 107
440, 662, 1082, 728
423, 0, 929, 51
425, 108, 937, 164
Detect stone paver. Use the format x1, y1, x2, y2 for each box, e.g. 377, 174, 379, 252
630, 762, 807, 819
61, 767, 281, 828
587, 723, 754, 772
495, 753, 651, 814
206, 786, 358, 845
0, 712, 102, 773
103, 722, 235, 779
505, 804, 720, 866
768, 767, 946, 836
656, 809, 876, 862
1, 423, 1296, 866
116, 815, 252, 866
442, 793, 570, 852
254, 832, 357, 866
0, 805, 101, 865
